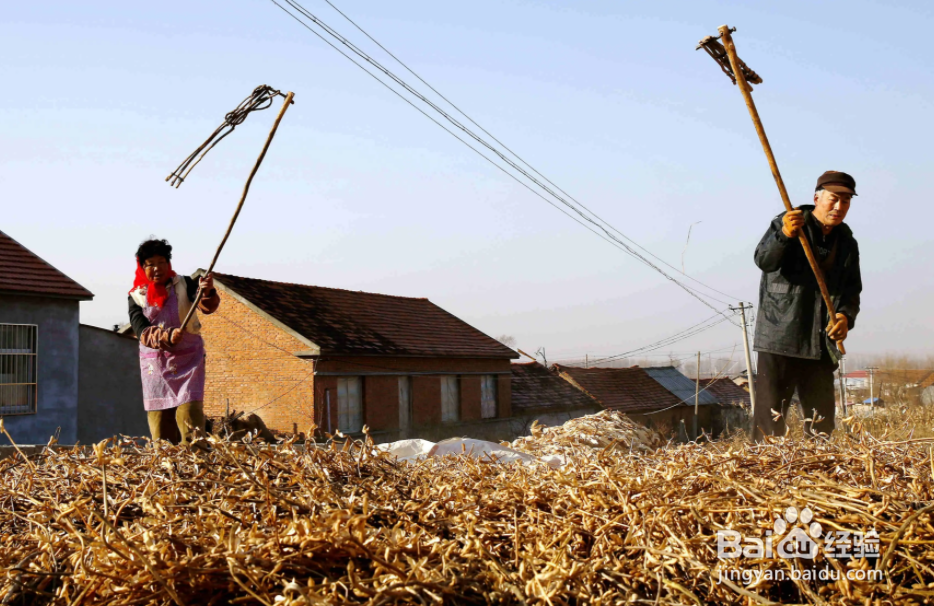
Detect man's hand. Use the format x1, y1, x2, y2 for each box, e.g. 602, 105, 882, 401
782, 208, 805, 238
199, 273, 214, 293
827, 313, 848, 342
169, 328, 183, 346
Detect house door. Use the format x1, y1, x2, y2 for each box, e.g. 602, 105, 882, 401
440, 375, 460, 423
398, 376, 412, 437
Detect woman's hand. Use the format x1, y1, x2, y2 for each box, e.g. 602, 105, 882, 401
200, 273, 214, 292
169, 328, 183, 346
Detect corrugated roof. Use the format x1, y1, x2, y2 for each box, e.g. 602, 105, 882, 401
214, 273, 518, 359
511, 362, 601, 411
644, 367, 718, 406
0, 230, 93, 300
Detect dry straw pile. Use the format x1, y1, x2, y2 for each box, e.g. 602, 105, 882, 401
510, 410, 663, 458
2, 412, 934, 605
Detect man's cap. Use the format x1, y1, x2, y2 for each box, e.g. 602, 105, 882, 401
816, 170, 857, 196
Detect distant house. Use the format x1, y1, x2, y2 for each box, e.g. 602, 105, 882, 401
840, 369, 934, 394
552, 364, 741, 438
0, 230, 147, 445
841, 370, 869, 390
177, 272, 520, 443
509, 362, 601, 434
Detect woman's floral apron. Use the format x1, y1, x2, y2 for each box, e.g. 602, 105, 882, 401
138, 285, 205, 411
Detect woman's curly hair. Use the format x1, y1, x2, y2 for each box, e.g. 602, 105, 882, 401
135, 238, 173, 265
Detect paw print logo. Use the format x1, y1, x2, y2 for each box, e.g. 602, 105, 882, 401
775, 505, 821, 559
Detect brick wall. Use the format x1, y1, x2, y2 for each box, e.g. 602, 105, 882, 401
364, 375, 398, 431
198, 289, 316, 434
459, 375, 481, 421
497, 373, 512, 419
199, 285, 515, 438
412, 375, 441, 426
312, 375, 338, 434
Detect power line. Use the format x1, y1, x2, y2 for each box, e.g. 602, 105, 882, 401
266, 0, 742, 324
581, 311, 739, 366
549, 312, 733, 361
318, 0, 744, 304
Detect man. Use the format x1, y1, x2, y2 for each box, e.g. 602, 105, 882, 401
752, 171, 862, 439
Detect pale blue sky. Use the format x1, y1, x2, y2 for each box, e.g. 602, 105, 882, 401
3, 0, 932, 366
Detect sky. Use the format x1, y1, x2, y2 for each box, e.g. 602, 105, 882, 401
3, 0, 933, 370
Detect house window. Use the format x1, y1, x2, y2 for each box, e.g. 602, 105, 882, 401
337, 377, 363, 433
481, 375, 497, 419
0, 324, 38, 415
398, 376, 412, 431
440, 375, 459, 422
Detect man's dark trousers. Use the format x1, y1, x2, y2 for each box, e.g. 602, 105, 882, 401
754, 350, 837, 439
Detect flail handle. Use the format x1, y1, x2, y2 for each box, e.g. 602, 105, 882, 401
716, 26, 845, 355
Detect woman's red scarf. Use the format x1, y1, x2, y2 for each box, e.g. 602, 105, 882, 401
129, 262, 177, 309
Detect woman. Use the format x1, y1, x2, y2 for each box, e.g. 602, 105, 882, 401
128, 238, 220, 445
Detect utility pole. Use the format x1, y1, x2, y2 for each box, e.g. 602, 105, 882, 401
838, 358, 848, 416
867, 366, 877, 412
585, 354, 589, 369
731, 303, 757, 434
694, 351, 701, 440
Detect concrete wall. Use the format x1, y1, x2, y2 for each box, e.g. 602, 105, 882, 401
0, 294, 79, 444
77, 324, 149, 442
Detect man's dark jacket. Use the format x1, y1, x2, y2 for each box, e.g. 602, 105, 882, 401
753, 205, 861, 361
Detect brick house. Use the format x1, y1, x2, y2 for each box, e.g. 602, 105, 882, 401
699, 377, 752, 408
509, 362, 601, 434
552, 364, 727, 438
196, 272, 519, 442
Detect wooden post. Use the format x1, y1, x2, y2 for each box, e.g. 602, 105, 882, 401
840, 358, 850, 416
840, 358, 848, 416
694, 351, 701, 440
717, 26, 845, 355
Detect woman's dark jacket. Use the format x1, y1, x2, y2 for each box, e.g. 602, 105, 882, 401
753, 205, 861, 361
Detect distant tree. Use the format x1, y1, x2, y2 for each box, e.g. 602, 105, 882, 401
496, 334, 517, 349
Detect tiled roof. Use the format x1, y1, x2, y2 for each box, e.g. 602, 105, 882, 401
0, 230, 93, 300
553, 364, 685, 413
214, 273, 518, 359
699, 378, 751, 407
511, 362, 601, 411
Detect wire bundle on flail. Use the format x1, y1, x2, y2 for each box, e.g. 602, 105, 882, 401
2, 413, 933, 605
